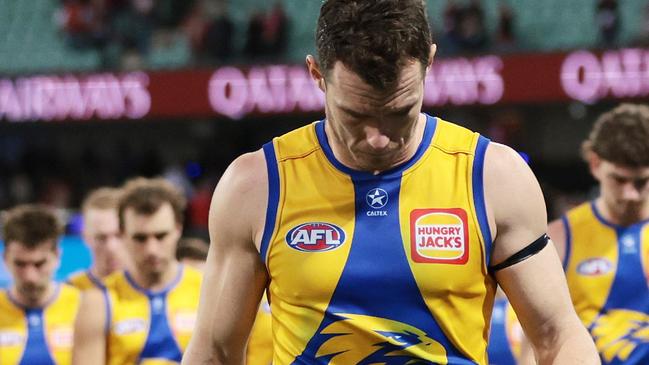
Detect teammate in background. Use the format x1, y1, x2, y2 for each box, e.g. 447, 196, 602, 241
0, 204, 81, 364
175, 236, 274, 365
182, 0, 598, 363
547, 104, 649, 364
72, 177, 202, 365
67, 187, 126, 290
487, 289, 524, 364
176, 237, 209, 272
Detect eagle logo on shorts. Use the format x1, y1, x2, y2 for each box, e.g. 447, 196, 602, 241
313, 314, 447, 364
590, 309, 649, 362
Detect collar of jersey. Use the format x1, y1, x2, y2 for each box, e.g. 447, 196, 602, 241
315, 113, 437, 180
124, 265, 184, 296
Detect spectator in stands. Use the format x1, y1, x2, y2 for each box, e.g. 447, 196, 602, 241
202, 1, 235, 63
457, 0, 489, 53
494, 1, 517, 53
244, 2, 289, 62
437, 0, 462, 56
57, 0, 109, 51
244, 11, 266, 59
264, 1, 289, 57
596, 0, 619, 46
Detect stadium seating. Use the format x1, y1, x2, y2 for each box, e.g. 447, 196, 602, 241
0, 0, 647, 75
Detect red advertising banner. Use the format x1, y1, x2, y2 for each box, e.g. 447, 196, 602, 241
1, 47, 648, 122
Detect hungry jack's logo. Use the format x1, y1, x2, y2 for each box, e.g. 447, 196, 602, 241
410, 208, 469, 264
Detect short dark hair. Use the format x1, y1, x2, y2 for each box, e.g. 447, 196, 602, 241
582, 103, 649, 167
316, 0, 432, 89
176, 237, 209, 261
118, 177, 186, 230
2, 204, 62, 250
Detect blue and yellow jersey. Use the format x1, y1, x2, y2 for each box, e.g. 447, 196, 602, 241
260, 115, 495, 364
487, 298, 522, 365
66, 270, 104, 291
0, 284, 81, 365
563, 201, 649, 364
246, 295, 273, 365
104, 265, 202, 365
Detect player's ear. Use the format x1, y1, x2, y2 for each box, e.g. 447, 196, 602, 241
426, 44, 437, 72
586, 151, 603, 180
306, 55, 326, 92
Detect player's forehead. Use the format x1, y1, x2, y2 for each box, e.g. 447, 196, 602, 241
602, 160, 649, 178
5, 241, 54, 259
328, 60, 424, 112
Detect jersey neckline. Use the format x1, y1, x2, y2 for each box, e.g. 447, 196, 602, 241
590, 200, 649, 229
315, 113, 437, 180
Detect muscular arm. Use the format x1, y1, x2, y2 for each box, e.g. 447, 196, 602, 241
72, 289, 107, 365
484, 143, 598, 364
182, 151, 270, 365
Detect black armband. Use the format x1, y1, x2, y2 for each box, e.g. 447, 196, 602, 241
488, 234, 549, 274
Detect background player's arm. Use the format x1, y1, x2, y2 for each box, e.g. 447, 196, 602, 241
484, 143, 599, 364
547, 218, 567, 264
72, 289, 107, 365
182, 151, 269, 365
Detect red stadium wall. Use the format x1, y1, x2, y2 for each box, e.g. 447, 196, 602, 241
1, 47, 648, 123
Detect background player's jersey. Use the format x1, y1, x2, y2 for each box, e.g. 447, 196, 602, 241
261, 115, 495, 364
487, 298, 522, 365
246, 294, 273, 365
66, 270, 104, 290
563, 201, 649, 364
104, 265, 201, 365
0, 284, 80, 365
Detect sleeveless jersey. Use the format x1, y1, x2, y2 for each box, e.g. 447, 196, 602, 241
104, 265, 202, 365
487, 298, 522, 365
67, 270, 104, 291
246, 295, 274, 365
0, 284, 81, 365
563, 201, 649, 364
260, 115, 495, 364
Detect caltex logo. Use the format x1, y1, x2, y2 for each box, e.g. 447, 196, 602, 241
366, 188, 388, 209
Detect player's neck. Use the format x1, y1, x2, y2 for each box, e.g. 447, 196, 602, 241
327, 113, 426, 174
595, 198, 649, 227
90, 265, 111, 280
10, 282, 56, 308
131, 261, 180, 292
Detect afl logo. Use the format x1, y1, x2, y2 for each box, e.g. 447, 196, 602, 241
577, 258, 613, 276
286, 222, 346, 252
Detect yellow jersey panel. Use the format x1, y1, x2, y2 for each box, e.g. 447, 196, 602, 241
66, 270, 104, 291
261, 116, 494, 364
564, 202, 649, 364
105, 266, 201, 365
246, 295, 273, 365
0, 284, 80, 365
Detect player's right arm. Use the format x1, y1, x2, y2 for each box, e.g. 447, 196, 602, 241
72, 288, 107, 365
182, 151, 270, 365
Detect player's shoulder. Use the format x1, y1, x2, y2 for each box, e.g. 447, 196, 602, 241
212, 150, 269, 215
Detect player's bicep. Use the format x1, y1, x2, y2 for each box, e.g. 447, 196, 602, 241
185, 151, 269, 364
72, 289, 106, 365
484, 143, 578, 351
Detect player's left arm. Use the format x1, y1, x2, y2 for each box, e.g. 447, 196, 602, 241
72, 288, 107, 365
484, 143, 599, 365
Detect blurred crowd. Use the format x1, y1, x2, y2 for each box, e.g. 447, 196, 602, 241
52, 0, 649, 71
55, 0, 289, 70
